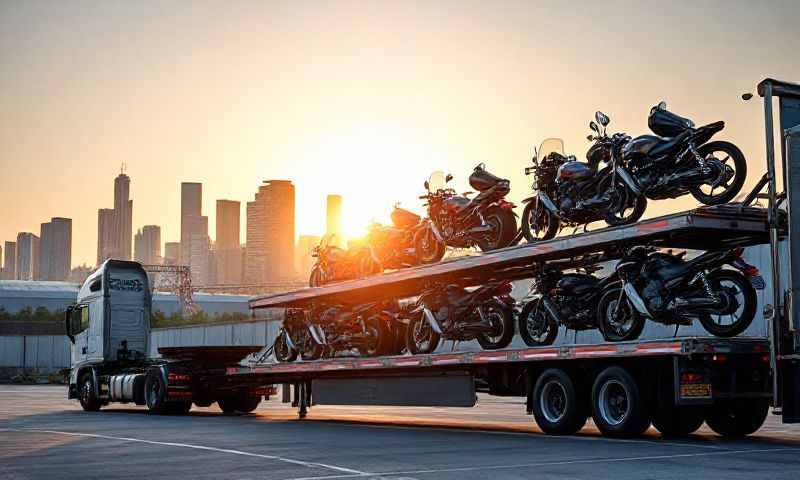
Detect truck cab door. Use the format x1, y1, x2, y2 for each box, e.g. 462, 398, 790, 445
70, 305, 90, 364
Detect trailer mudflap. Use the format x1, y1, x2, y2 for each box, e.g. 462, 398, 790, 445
312, 372, 476, 407
781, 359, 800, 423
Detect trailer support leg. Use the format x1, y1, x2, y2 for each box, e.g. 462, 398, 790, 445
297, 381, 309, 419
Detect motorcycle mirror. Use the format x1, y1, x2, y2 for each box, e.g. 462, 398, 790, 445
657, 101, 667, 110
587, 134, 594, 141
742, 92, 754, 101
595, 111, 610, 127
424, 180, 429, 190
590, 121, 599, 133
446, 173, 453, 183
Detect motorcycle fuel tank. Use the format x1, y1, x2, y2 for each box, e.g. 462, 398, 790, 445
557, 161, 595, 183
391, 207, 421, 228
555, 273, 599, 296
444, 196, 471, 212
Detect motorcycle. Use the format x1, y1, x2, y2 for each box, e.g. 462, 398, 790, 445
414, 165, 518, 261
308, 234, 380, 287
315, 302, 393, 357
363, 205, 435, 271
602, 103, 747, 206
273, 308, 327, 362
405, 281, 516, 353
520, 136, 646, 242
518, 263, 645, 346
602, 246, 764, 338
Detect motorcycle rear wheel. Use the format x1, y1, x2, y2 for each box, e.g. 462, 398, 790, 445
406, 313, 440, 354
597, 287, 645, 342
697, 270, 756, 337
478, 207, 518, 251
689, 141, 747, 205
361, 316, 392, 357
476, 301, 515, 350
518, 299, 559, 346
521, 200, 559, 243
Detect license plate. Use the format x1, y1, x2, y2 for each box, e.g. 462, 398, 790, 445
680, 383, 712, 398
750, 275, 766, 290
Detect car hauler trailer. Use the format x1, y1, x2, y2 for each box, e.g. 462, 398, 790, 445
66, 78, 800, 438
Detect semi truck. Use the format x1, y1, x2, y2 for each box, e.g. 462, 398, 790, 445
65, 259, 274, 414
64, 78, 800, 439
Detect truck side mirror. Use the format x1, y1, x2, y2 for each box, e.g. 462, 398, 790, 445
65, 306, 75, 343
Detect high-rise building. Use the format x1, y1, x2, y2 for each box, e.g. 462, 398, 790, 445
215, 200, 242, 284
96, 172, 133, 264
39, 217, 72, 281
246, 180, 295, 283
180, 182, 203, 264
188, 231, 211, 285
134, 225, 161, 265
164, 242, 180, 265
16, 232, 40, 280
3, 241, 16, 280
326, 194, 343, 244
296, 235, 321, 280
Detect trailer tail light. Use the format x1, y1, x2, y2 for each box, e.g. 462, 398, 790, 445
761, 354, 771, 364
681, 372, 703, 383
168, 373, 191, 382
711, 354, 728, 364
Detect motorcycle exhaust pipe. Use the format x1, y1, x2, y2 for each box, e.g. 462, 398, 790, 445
423, 307, 444, 334
673, 297, 720, 310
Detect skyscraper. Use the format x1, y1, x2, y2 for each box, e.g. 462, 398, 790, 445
3, 241, 16, 280
164, 242, 180, 265
326, 194, 343, 245
39, 217, 72, 281
134, 225, 162, 265
246, 180, 295, 283
96, 172, 133, 264
216, 199, 242, 284
16, 232, 39, 280
180, 182, 204, 265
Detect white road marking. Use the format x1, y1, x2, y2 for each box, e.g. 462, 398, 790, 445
0, 428, 367, 476
285, 446, 800, 480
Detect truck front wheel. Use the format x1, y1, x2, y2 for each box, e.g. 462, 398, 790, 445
145, 371, 169, 414
79, 373, 102, 412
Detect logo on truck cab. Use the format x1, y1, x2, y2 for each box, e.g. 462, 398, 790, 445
109, 277, 143, 292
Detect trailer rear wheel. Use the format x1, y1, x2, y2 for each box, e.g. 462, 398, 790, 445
705, 399, 768, 437
218, 395, 261, 414
532, 369, 586, 435
652, 406, 705, 437
78, 373, 102, 412
591, 366, 651, 437
145, 371, 169, 414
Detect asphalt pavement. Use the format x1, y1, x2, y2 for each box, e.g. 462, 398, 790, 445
2, 385, 799, 480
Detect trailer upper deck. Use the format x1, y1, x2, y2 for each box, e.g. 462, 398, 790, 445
250, 205, 777, 309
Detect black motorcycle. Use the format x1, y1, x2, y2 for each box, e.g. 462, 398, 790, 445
520, 137, 646, 242
405, 281, 516, 353
602, 246, 763, 338
273, 308, 328, 362
518, 263, 645, 346
603, 103, 747, 206
315, 302, 393, 357
415, 165, 518, 261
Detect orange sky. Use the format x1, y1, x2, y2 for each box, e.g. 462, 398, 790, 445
1, 1, 799, 267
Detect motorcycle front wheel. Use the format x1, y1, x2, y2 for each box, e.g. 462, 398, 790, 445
361, 315, 391, 357
476, 301, 515, 350
406, 313, 441, 354
689, 141, 747, 205
697, 269, 756, 337
413, 226, 446, 264
605, 180, 647, 227
309, 266, 324, 287
597, 287, 645, 342
518, 298, 558, 346
273, 333, 298, 363
521, 199, 559, 243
